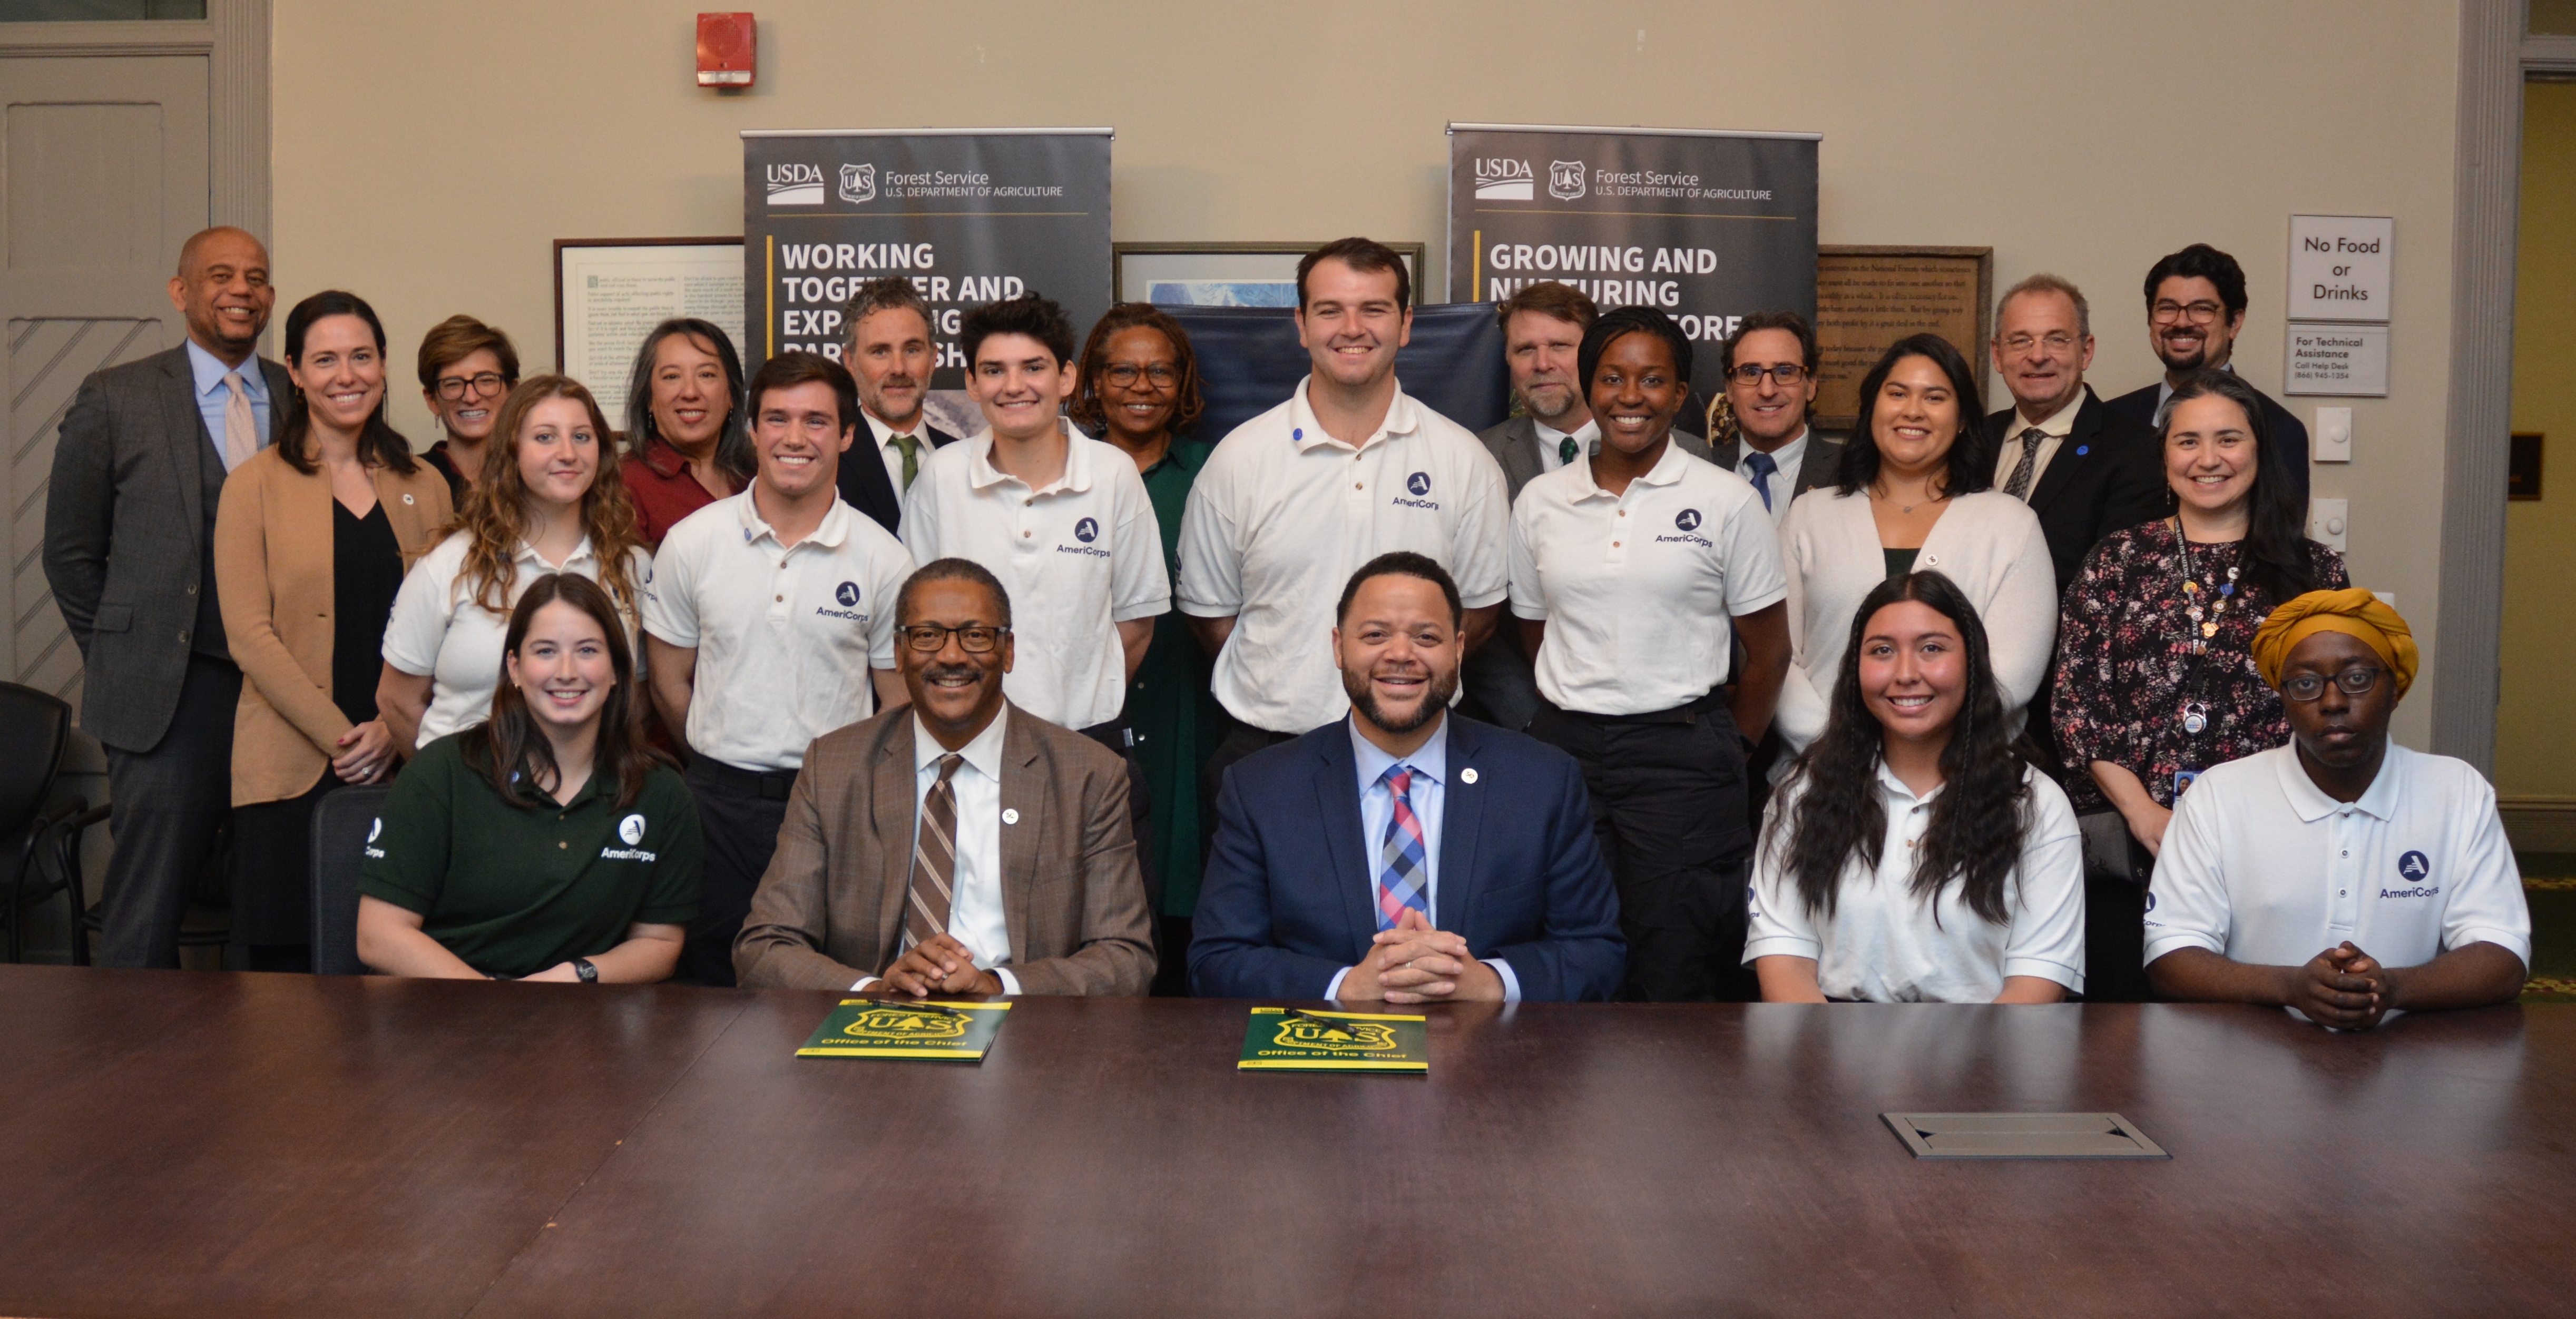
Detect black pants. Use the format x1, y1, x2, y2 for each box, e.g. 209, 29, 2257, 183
1198, 721, 1301, 865
681, 758, 796, 988
2084, 870, 2151, 1003
224, 769, 346, 973
1530, 694, 1756, 1003
1078, 717, 1158, 918
98, 655, 240, 968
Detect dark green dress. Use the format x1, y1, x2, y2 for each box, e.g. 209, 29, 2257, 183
1127, 438, 1223, 917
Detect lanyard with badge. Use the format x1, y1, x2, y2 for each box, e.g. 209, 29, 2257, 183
2168, 517, 2238, 800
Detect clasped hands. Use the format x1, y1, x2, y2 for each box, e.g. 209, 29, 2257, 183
2287, 940, 2401, 1029
873, 932, 1005, 998
1340, 908, 1503, 1004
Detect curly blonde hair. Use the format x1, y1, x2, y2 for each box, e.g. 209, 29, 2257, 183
448, 375, 646, 625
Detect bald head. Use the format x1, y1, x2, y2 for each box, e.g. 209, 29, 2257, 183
168, 227, 273, 364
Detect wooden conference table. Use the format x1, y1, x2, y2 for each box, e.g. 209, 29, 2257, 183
0, 965, 2567, 1317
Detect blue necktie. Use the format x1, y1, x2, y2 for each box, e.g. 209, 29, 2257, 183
1744, 450, 1779, 511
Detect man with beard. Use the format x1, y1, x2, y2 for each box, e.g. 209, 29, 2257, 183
835, 277, 963, 535
2106, 244, 2310, 503
1188, 553, 1625, 1002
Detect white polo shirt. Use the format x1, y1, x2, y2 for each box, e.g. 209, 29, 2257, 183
640, 491, 912, 772
1745, 763, 2086, 1001
382, 531, 652, 749
900, 423, 1167, 731
2144, 743, 2532, 984
1508, 440, 1786, 715
1177, 376, 1509, 734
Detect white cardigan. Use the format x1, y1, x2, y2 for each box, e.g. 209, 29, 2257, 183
1774, 487, 2058, 751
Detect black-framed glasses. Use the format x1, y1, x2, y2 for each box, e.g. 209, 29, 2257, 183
435, 371, 508, 400
2150, 300, 2226, 326
1103, 363, 1179, 388
2281, 666, 2384, 702
899, 623, 1010, 653
1728, 363, 1806, 386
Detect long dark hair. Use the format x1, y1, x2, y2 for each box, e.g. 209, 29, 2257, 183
459, 573, 665, 809
623, 318, 753, 486
2161, 369, 2319, 606
277, 290, 418, 477
1833, 333, 1991, 497
1772, 572, 2030, 927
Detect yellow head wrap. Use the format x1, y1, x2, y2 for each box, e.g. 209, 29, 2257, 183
2250, 588, 2418, 697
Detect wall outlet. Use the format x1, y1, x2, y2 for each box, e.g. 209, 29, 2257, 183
2314, 407, 2352, 462
2310, 497, 2349, 552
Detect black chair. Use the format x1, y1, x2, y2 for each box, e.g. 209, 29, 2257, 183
0, 682, 84, 964
64, 808, 232, 966
310, 784, 391, 976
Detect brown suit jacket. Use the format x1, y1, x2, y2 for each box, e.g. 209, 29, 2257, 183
733, 701, 1155, 995
213, 446, 452, 805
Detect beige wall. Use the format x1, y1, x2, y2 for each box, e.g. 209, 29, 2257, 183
2498, 80, 2576, 797
275, 0, 2464, 745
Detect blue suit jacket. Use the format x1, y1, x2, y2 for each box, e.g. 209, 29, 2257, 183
1188, 715, 1625, 1002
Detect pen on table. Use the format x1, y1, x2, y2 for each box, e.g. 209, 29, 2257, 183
1288, 1008, 1359, 1037
871, 998, 964, 1017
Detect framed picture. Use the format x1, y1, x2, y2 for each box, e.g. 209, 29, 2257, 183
1813, 245, 1994, 431
1113, 241, 1429, 308
554, 237, 744, 433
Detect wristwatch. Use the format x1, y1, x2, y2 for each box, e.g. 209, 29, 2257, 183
572, 957, 599, 984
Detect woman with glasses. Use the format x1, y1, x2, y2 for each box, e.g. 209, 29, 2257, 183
1774, 334, 2055, 756
1068, 303, 1218, 991
619, 317, 753, 548
416, 315, 521, 506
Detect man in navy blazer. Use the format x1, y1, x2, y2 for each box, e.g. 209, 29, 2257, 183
1190, 553, 1624, 1002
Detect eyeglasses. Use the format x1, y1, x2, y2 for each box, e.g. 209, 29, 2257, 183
2001, 332, 2080, 355
435, 371, 508, 400
2150, 300, 2227, 326
1103, 363, 1179, 388
2281, 666, 2384, 702
1727, 363, 1806, 386
899, 623, 1010, 653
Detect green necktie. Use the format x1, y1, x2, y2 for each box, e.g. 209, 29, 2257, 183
1559, 435, 1579, 465
890, 433, 922, 491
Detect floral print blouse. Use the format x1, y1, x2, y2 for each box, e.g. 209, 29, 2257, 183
2053, 520, 2348, 812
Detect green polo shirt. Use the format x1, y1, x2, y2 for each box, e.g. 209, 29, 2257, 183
358, 733, 703, 978
1125, 437, 1224, 917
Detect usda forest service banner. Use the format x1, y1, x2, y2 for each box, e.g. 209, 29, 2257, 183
1447, 124, 1819, 410
742, 129, 1112, 389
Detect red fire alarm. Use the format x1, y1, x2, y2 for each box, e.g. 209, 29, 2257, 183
697, 13, 755, 87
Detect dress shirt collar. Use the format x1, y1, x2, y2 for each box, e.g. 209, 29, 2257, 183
966, 419, 1092, 496
1747, 426, 1809, 476
2271, 740, 2402, 824
864, 408, 936, 450
914, 704, 1011, 782
2156, 361, 2237, 412
636, 433, 690, 479
1288, 375, 1422, 455
1348, 713, 1449, 795
734, 487, 853, 550
1567, 431, 1693, 501
2008, 391, 2085, 439
1533, 416, 1599, 451
186, 337, 265, 401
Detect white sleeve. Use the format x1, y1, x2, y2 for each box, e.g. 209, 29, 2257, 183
639, 526, 702, 649
1981, 506, 2061, 717
1506, 493, 1547, 622
1174, 458, 1243, 617
867, 534, 912, 670
2439, 777, 2533, 966
2001, 775, 2087, 992
1742, 781, 1822, 963
1109, 465, 1170, 623
898, 473, 939, 564
1771, 499, 1830, 751
1720, 486, 1789, 616
1448, 441, 1511, 609
381, 542, 459, 676
2143, 781, 2235, 965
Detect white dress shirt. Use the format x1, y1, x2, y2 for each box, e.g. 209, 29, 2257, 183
1508, 440, 1786, 714
1318, 717, 1522, 1002
640, 491, 912, 772
1177, 376, 1509, 734
383, 530, 652, 748
855, 707, 1024, 996
863, 409, 942, 498
1745, 762, 2086, 1000
1532, 417, 1598, 474
899, 422, 1168, 729
184, 338, 271, 468
1736, 427, 1808, 527
1991, 392, 2082, 498
2146, 744, 2531, 1018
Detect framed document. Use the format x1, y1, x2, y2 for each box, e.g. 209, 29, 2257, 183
1113, 241, 1428, 308
555, 237, 745, 432
1813, 245, 1993, 431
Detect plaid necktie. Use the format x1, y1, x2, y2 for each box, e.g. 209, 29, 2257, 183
2003, 427, 2044, 500
1375, 765, 1430, 930
901, 754, 966, 953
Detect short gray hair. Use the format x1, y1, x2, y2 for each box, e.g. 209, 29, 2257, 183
840, 277, 936, 355
1995, 272, 2090, 340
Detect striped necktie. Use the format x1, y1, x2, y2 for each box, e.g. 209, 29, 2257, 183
1375, 765, 1429, 930
901, 754, 966, 953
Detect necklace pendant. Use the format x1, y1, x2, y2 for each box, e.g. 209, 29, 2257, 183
2183, 711, 2207, 734
2201, 621, 2219, 638
2182, 580, 2198, 594
2219, 583, 2235, 597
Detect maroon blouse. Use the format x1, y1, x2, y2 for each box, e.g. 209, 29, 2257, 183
621, 436, 741, 548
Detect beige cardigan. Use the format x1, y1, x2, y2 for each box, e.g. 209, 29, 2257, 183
214, 446, 453, 805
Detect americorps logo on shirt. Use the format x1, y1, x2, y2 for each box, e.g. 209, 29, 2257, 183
2382, 850, 2439, 899
620, 814, 647, 845
1656, 506, 1712, 548
1057, 516, 1110, 559
1394, 470, 1440, 511
816, 580, 869, 623
1074, 517, 1099, 543
1674, 508, 1702, 531
835, 580, 862, 606
365, 816, 385, 860
602, 813, 658, 863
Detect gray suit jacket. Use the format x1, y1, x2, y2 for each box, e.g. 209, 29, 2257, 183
1710, 430, 1846, 508
733, 701, 1156, 995
43, 344, 292, 751
1476, 414, 1717, 503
